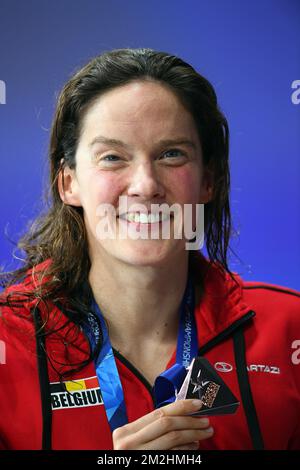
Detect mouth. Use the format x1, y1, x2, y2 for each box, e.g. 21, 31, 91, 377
119, 212, 170, 224
118, 211, 171, 225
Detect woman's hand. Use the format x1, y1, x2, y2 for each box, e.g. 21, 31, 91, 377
112, 399, 214, 450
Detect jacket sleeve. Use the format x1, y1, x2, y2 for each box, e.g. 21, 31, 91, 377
288, 306, 300, 449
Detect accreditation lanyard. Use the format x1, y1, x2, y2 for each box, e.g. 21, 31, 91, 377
90, 277, 198, 433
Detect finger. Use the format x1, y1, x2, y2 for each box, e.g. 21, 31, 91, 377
161, 399, 203, 416
171, 441, 199, 450
140, 426, 214, 450
120, 399, 203, 435
127, 413, 210, 446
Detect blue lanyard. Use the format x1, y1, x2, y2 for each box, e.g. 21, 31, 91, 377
88, 276, 198, 433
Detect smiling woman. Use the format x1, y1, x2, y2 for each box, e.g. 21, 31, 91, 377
59, 79, 210, 269
0, 48, 299, 451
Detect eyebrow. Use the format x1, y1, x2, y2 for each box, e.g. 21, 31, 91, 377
89, 135, 197, 150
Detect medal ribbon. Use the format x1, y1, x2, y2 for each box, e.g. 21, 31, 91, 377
88, 276, 198, 432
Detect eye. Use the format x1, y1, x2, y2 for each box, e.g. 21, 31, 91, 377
94, 154, 124, 166
101, 154, 121, 162
160, 149, 186, 161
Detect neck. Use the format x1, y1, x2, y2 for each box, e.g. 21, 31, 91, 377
88, 253, 190, 354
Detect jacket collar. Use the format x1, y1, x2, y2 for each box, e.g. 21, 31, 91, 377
23, 255, 254, 349
193, 253, 253, 347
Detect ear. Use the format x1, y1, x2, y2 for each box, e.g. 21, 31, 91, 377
199, 166, 214, 204
58, 161, 82, 207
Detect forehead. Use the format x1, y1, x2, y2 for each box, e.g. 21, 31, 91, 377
79, 80, 199, 143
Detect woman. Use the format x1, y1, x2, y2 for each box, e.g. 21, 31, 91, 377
0, 48, 299, 450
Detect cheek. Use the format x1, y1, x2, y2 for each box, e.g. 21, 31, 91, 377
81, 172, 123, 208
80, 172, 123, 238
169, 166, 201, 203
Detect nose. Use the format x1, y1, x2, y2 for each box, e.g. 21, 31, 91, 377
127, 161, 165, 200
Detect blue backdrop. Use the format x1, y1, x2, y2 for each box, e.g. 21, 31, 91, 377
0, 0, 299, 289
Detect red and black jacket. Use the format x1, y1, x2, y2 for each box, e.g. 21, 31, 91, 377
0, 256, 299, 449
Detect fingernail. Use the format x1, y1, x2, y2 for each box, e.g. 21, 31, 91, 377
200, 418, 209, 426
191, 399, 203, 408
204, 427, 214, 435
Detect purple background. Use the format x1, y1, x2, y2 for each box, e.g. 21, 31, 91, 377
0, 0, 299, 289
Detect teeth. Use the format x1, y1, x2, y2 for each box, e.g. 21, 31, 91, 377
120, 212, 169, 224
149, 213, 157, 223
127, 213, 135, 222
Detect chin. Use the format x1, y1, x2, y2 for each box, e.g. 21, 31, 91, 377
113, 240, 185, 267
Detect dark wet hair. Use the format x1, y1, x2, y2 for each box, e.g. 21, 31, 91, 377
0, 48, 236, 377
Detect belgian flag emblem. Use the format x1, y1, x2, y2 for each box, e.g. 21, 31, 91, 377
50, 376, 103, 409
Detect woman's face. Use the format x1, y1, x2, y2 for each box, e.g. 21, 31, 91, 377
60, 80, 212, 267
